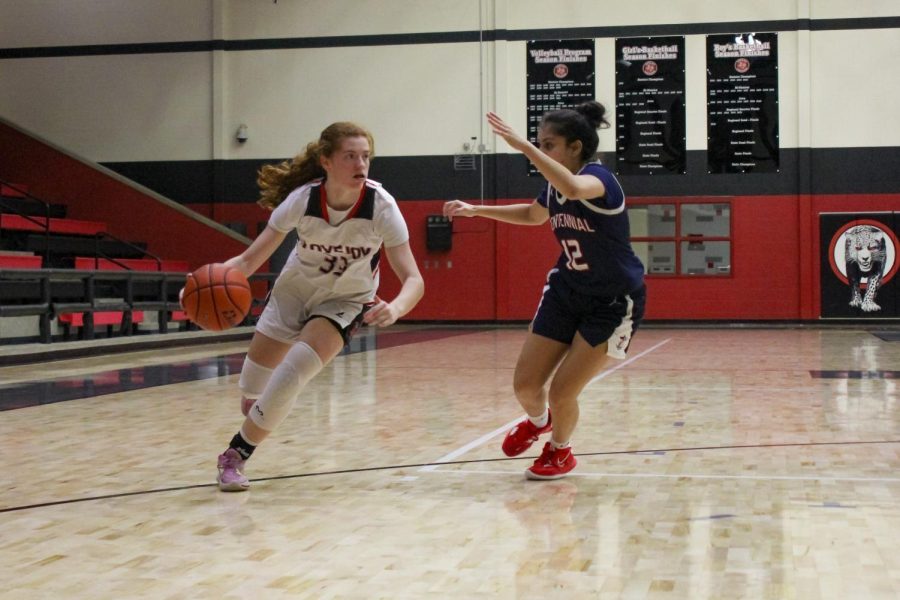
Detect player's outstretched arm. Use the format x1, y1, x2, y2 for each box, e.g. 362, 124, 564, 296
224, 225, 287, 277
364, 241, 424, 327
443, 199, 548, 226
486, 112, 605, 201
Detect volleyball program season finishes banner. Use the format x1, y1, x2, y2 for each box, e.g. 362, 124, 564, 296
615, 36, 686, 175
526, 39, 596, 176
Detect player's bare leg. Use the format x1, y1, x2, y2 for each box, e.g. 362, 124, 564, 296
526, 333, 611, 480
513, 332, 568, 415
502, 333, 568, 457
546, 333, 611, 445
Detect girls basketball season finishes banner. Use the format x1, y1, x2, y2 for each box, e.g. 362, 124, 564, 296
614, 36, 686, 176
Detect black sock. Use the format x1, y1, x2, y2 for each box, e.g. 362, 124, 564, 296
229, 432, 256, 460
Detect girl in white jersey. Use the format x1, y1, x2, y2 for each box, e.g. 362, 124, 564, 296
444, 104, 646, 480
216, 122, 424, 491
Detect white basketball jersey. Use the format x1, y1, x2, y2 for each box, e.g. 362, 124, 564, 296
268, 179, 409, 299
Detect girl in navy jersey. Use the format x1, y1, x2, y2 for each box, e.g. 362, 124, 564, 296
443, 102, 645, 479
214, 122, 424, 491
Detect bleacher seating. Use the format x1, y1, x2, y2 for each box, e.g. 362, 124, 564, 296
0, 214, 107, 236
1, 187, 147, 268
1, 181, 196, 341
0, 195, 66, 218
57, 257, 191, 332
0, 251, 42, 269
19, 234, 149, 267
77, 257, 190, 323
0, 183, 28, 197
74, 257, 190, 272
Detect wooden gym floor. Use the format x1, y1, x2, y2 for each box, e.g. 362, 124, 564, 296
1, 324, 899, 599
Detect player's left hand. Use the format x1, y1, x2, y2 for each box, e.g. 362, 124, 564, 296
486, 112, 531, 153
363, 297, 401, 327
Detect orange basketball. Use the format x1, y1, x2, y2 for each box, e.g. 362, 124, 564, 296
180, 263, 252, 331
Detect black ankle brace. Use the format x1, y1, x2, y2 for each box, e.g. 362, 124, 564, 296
229, 432, 256, 460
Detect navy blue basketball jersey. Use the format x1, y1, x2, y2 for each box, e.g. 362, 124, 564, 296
536, 161, 645, 296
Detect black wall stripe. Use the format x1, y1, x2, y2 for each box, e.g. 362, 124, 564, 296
226, 31, 486, 51
809, 16, 900, 30
2, 16, 897, 59
0, 40, 221, 59
102, 147, 900, 205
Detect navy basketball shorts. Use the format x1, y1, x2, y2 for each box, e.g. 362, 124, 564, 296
531, 273, 646, 359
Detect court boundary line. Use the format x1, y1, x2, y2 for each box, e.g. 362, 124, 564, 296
5, 438, 899, 514
428, 468, 900, 484
419, 338, 672, 472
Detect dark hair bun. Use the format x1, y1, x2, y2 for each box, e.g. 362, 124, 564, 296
576, 101, 609, 130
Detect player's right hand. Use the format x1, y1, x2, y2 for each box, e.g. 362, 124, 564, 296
363, 298, 400, 327
443, 199, 477, 221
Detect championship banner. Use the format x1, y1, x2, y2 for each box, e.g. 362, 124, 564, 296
614, 36, 686, 175
820, 212, 898, 318
526, 39, 596, 176
706, 32, 779, 173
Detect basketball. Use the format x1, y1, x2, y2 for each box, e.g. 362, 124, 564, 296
180, 263, 252, 331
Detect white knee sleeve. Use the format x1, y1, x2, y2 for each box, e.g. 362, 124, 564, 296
249, 341, 324, 431
239, 358, 275, 399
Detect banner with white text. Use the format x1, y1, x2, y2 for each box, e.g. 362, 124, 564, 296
615, 36, 686, 175
526, 39, 596, 176
706, 32, 779, 174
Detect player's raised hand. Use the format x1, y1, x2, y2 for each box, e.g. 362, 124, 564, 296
486, 112, 531, 153
443, 199, 477, 221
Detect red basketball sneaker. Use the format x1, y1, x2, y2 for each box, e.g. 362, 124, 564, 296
525, 442, 577, 480
501, 411, 552, 457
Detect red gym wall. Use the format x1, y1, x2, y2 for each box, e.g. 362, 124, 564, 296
4, 120, 899, 321
204, 193, 900, 321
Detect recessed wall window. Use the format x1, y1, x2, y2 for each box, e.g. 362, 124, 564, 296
632, 241, 677, 274
681, 240, 731, 274
628, 199, 732, 276
629, 204, 676, 237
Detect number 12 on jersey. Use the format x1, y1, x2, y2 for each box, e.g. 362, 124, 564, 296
562, 239, 589, 271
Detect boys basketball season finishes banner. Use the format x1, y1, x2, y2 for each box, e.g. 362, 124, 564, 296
706, 32, 779, 174
614, 36, 686, 175
820, 213, 899, 318
526, 39, 596, 176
